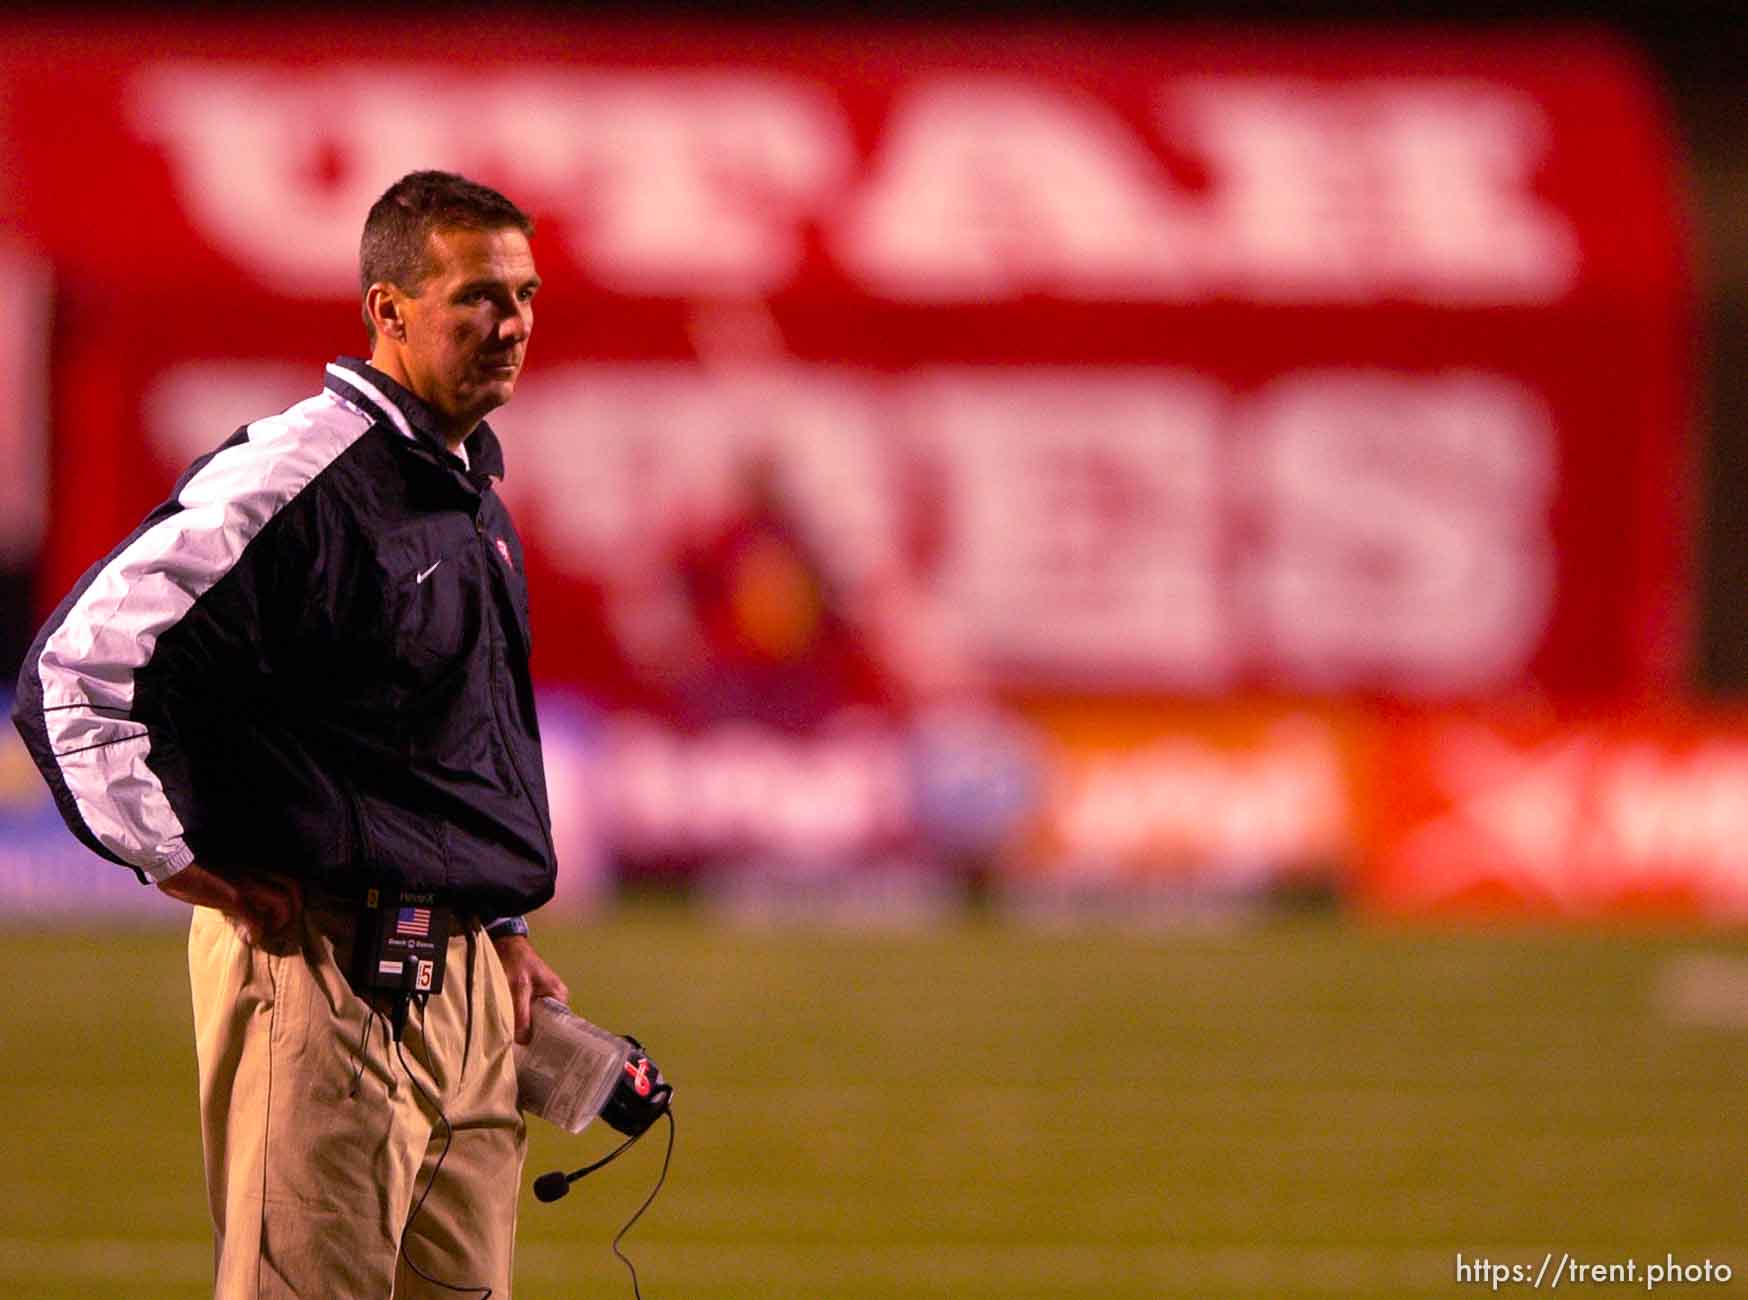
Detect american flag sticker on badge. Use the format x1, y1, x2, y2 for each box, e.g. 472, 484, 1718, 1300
396, 906, 432, 938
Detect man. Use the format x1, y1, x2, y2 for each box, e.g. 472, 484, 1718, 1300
14, 170, 570, 1297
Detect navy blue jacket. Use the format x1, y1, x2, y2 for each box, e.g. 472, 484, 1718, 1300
12, 358, 557, 922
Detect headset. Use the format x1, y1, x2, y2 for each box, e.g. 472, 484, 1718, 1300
382, 1005, 677, 1300
534, 1104, 678, 1300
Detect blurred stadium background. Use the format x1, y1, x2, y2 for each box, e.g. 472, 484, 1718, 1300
3, 2, 1747, 1296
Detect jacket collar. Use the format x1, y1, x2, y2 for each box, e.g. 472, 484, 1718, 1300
323, 357, 508, 482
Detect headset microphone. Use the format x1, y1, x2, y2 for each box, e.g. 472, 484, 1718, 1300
533, 1170, 573, 1203
525, 1025, 675, 1299
537, 1106, 676, 1300
534, 1076, 674, 1199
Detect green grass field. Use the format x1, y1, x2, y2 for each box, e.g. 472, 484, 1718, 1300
2, 905, 1745, 1298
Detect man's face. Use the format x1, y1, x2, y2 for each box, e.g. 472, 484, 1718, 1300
390, 225, 540, 436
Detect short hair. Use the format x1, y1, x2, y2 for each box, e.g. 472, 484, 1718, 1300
359, 170, 534, 342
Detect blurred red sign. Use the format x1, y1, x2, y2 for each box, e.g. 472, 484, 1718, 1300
1011, 700, 1363, 894
0, 244, 49, 568
1, 21, 1692, 700
1361, 712, 1748, 922
0, 23, 1685, 306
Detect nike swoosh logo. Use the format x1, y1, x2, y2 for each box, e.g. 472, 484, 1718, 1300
416, 560, 443, 584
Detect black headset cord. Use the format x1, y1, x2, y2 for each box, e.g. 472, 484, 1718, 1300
393, 1001, 493, 1300
612, 1108, 676, 1300
533, 1103, 677, 1300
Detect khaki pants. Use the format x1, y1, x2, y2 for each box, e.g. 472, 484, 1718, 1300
189, 899, 525, 1298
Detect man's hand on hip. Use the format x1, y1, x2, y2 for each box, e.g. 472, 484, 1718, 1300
157, 863, 303, 948
492, 934, 570, 1044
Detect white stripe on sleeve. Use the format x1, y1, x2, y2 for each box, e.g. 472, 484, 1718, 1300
37, 390, 369, 880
